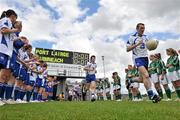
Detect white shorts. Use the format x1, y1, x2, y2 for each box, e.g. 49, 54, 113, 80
97, 89, 103, 93
150, 73, 159, 83
167, 71, 179, 82
159, 74, 169, 85
177, 70, 180, 79
105, 88, 110, 93
130, 82, 139, 88
113, 85, 121, 90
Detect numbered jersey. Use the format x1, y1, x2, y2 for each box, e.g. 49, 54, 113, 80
127, 32, 149, 59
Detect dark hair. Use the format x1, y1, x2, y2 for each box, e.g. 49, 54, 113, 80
0, 9, 17, 19
166, 48, 178, 56
43, 63, 47, 67
28, 44, 32, 49
155, 53, 161, 59
112, 72, 118, 75
23, 44, 32, 50
39, 60, 44, 63
136, 23, 144, 30
90, 55, 96, 60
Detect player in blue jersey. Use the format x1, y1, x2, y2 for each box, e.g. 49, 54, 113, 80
126, 23, 161, 103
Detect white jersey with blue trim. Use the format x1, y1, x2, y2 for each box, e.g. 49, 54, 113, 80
85, 62, 97, 75
18, 48, 29, 61
37, 66, 43, 79
0, 17, 13, 57
43, 69, 48, 79
127, 32, 149, 59
17, 48, 29, 66
29, 62, 38, 81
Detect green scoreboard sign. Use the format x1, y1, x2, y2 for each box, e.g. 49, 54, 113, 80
35, 48, 89, 66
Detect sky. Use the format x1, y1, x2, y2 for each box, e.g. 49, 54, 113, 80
0, 0, 180, 94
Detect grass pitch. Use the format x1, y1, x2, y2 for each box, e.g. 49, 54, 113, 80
0, 100, 180, 120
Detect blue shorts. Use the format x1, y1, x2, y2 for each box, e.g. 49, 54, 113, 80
0, 52, 10, 69
36, 78, 46, 88
10, 51, 17, 70
12, 62, 20, 78
46, 87, 53, 93
135, 57, 149, 70
26, 80, 35, 86
86, 74, 96, 83
19, 67, 28, 81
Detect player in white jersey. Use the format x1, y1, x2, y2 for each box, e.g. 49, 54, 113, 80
32, 60, 46, 101
14, 44, 32, 103
45, 76, 58, 101
25, 54, 39, 102
126, 23, 161, 103
84, 55, 97, 102
4, 21, 28, 104
0, 9, 20, 106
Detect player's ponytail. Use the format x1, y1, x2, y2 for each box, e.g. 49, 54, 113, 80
0, 11, 7, 19
0, 9, 17, 19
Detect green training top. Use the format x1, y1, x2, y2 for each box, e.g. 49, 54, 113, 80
166, 55, 179, 72
149, 60, 158, 74
156, 59, 166, 75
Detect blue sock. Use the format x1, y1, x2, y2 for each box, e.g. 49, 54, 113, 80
14, 87, 21, 100
147, 89, 154, 99
37, 94, 42, 101
5, 84, 14, 100
48, 95, 52, 101
33, 92, 38, 101
20, 89, 26, 100
26, 90, 32, 102
0, 83, 6, 99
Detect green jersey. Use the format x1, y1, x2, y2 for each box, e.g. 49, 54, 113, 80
166, 55, 179, 72
127, 69, 134, 78
132, 69, 139, 77
149, 60, 158, 74
156, 59, 166, 75
126, 69, 137, 82
113, 76, 121, 86
103, 79, 110, 89
96, 81, 103, 90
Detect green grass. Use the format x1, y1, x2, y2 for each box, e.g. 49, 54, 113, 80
0, 100, 180, 120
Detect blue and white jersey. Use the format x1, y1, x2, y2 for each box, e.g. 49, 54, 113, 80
43, 69, 48, 79
0, 17, 13, 57
18, 48, 29, 61
29, 62, 38, 81
37, 65, 44, 79
85, 62, 97, 75
127, 32, 149, 60
47, 81, 53, 88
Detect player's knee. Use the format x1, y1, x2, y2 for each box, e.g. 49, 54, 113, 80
142, 72, 149, 80
1, 74, 9, 81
